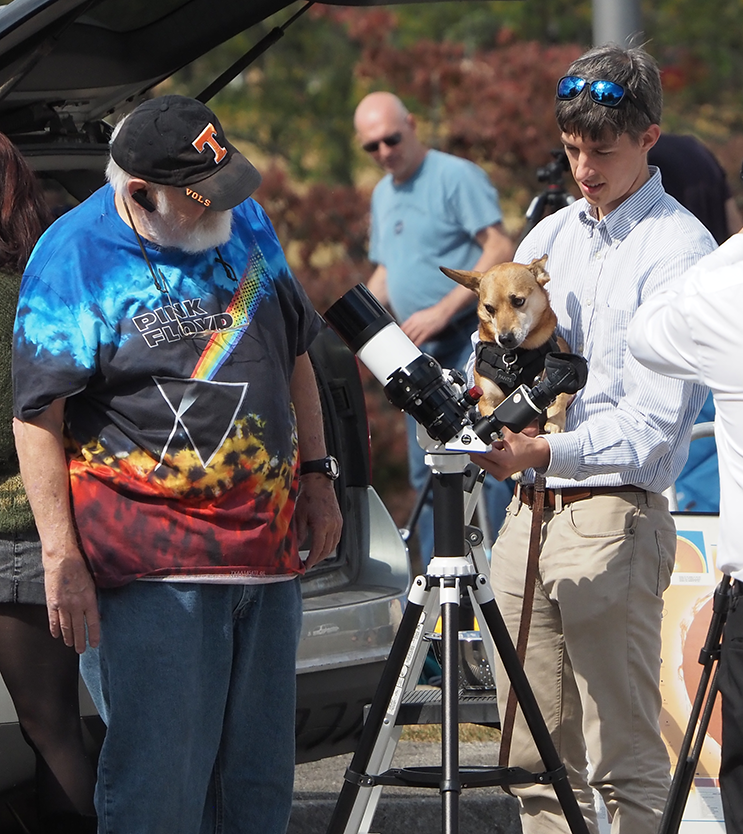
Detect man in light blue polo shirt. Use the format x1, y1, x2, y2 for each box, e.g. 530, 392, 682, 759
354, 91, 514, 566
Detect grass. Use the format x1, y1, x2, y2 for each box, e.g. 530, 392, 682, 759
400, 723, 501, 743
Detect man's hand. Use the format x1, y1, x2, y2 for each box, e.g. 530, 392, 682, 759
295, 475, 343, 569
401, 306, 448, 346
14, 401, 99, 654
43, 547, 100, 653
470, 427, 551, 480
290, 352, 343, 569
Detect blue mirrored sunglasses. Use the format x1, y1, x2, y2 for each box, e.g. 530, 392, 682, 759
556, 76, 627, 107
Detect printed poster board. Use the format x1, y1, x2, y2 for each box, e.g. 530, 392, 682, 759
660, 515, 725, 831
597, 513, 726, 832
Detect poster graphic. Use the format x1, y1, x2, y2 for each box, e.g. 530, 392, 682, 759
595, 514, 725, 833
659, 515, 725, 832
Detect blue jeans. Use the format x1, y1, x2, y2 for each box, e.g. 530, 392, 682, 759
80, 579, 303, 834
409, 314, 512, 566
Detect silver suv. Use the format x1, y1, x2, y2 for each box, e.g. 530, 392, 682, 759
0, 0, 411, 793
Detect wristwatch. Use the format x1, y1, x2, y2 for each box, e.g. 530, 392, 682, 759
299, 455, 340, 481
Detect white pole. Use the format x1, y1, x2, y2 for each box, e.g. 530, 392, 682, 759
592, 0, 643, 47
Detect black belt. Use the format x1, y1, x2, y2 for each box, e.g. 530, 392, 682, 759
516, 483, 647, 510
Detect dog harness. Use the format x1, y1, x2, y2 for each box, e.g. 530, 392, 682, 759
475, 334, 561, 396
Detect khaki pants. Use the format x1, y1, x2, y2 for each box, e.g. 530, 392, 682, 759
490, 490, 676, 834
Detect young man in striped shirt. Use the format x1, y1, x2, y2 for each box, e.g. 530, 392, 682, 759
472, 44, 716, 834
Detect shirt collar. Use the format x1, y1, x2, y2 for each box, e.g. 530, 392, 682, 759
577, 167, 664, 243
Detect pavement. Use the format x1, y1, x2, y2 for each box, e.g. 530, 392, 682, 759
289, 738, 521, 834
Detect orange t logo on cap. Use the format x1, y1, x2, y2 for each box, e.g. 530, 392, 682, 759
192, 123, 227, 164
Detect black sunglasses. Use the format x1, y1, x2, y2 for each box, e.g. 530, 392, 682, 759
556, 75, 654, 124
361, 132, 403, 154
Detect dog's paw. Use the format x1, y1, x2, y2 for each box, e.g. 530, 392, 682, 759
544, 395, 569, 433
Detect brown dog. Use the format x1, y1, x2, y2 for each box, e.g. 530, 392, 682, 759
440, 255, 570, 434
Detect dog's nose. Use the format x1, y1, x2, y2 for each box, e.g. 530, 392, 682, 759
498, 333, 519, 349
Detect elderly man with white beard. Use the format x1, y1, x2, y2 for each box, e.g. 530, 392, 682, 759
11, 95, 342, 834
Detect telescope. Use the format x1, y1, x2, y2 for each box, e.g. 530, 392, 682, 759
323, 284, 594, 834
324, 284, 588, 452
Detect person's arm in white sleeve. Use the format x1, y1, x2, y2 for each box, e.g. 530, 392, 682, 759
629, 232, 743, 383
627, 290, 703, 383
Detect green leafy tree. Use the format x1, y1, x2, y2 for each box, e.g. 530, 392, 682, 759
644, 0, 743, 130
159, 0, 743, 524
167, 7, 362, 183
391, 0, 592, 46
165, 0, 743, 185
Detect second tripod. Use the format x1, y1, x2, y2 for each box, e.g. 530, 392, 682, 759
660, 575, 733, 834
518, 149, 575, 245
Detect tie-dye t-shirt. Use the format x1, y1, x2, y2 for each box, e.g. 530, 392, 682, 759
13, 186, 320, 588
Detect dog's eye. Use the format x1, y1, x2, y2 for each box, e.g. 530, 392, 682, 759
511, 296, 526, 308
484, 303, 495, 315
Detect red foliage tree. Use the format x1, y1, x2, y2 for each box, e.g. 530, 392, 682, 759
254, 164, 414, 524
315, 6, 582, 181
256, 9, 586, 527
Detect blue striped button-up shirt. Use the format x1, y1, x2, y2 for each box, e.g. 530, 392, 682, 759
509, 168, 716, 492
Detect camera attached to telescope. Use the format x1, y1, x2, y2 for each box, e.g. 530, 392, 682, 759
324, 284, 588, 453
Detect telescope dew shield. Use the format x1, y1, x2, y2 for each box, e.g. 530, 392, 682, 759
324, 285, 469, 443
324, 285, 420, 384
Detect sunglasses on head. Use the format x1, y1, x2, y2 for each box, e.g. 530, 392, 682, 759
557, 76, 628, 107
361, 132, 403, 154
556, 75, 654, 124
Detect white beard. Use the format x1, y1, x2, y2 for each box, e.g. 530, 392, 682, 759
140, 189, 233, 253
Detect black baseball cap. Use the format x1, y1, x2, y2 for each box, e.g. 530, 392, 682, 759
110, 95, 262, 211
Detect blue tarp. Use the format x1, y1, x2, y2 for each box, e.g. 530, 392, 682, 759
674, 393, 720, 513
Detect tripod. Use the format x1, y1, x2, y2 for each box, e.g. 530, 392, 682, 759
518, 149, 575, 245
659, 574, 733, 834
399, 469, 497, 564
322, 281, 589, 834
325, 448, 590, 834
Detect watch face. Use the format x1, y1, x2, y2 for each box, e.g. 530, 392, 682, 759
301, 455, 340, 480
326, 455, 340, 480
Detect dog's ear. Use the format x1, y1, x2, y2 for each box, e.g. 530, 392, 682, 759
440, 266, 482, 292
527, 255, 550, 286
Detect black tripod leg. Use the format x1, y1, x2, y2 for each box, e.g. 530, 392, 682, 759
518, 185, 573, 246
325, 577, 430, 834
441, 576, 461, 834
659, 575, 732, 834
472, 576, 591, 834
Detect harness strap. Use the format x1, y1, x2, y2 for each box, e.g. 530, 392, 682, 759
498, 471, 545, 773
476, 335, 560, 396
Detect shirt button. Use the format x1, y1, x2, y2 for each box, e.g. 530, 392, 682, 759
585, 298, 593, 306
